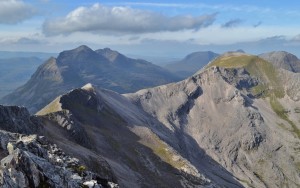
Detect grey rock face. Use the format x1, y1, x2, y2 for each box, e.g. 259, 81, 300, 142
0, 130, 118, 188
42, 111, 92, 149
125, 66, 300, 188
0, 105, 39, 134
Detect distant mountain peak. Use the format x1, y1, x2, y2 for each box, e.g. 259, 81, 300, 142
259, 51, 300, 72
74, 45, 93, 52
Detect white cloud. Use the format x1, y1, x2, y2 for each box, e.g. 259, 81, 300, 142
116, 2, 271, 13
42, 3, 216, 36
0, 0, 36, 24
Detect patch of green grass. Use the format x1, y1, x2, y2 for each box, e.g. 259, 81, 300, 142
270, 96, 300, 139
72, 165, 86, 176
208, 55, 257, 68
207, 54, 285, 98
295, 162, 300, 171
238, 179, 255, 188
251, 84, 268, 97
143, 133, 186, 169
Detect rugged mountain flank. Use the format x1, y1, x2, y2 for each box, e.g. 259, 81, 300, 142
37, 84, 215, 187
125, 53, 300, 187
35, 52, 300, 187
165, 51, 219, 78
0, 45, 179, 113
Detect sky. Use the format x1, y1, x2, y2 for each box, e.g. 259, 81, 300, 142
1, 0, 300, 58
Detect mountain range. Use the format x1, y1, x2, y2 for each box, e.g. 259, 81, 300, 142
0, 48, 300, 187
0, 45, 179, 113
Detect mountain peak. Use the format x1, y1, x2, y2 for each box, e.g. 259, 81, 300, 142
74, 45, 93, 52
81, 83, 95, 92
259, 51, 300, 72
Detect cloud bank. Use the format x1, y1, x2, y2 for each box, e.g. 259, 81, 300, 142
43, 3, 216, 36
0, 0, 35, 24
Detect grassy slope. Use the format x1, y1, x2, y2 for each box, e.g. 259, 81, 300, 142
208, 54, 284, 98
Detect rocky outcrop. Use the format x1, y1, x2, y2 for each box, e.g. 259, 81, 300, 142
0, 130, 118, 188
0, 105, 39, 134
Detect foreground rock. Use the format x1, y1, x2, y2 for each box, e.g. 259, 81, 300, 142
0, 130, 118, 188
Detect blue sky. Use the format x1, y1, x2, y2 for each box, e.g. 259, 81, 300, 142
1, 0, 300, 58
